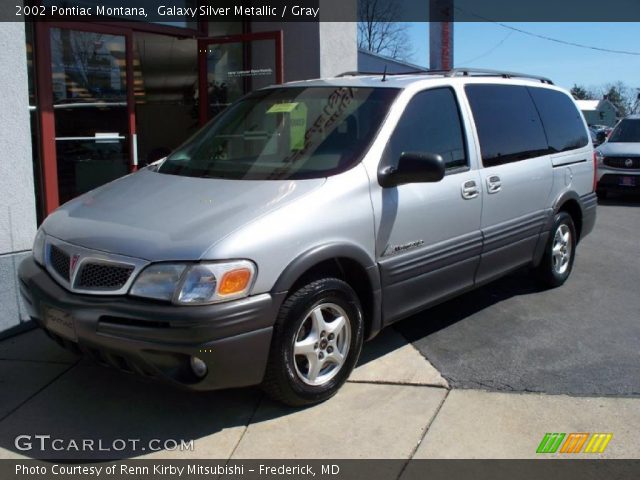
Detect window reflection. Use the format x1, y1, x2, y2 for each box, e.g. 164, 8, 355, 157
51, 28, 126, 104
132, 32, 199, 165
50, 28, 129, 204
205, 39, 277, 118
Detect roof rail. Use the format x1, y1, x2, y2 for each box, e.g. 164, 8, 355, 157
336, 68, 554, 84
446, 68, 554, 84
336, 70, 429, 77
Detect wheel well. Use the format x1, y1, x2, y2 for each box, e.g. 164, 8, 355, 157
558, 199, 583, 241
288, 258, 375, 339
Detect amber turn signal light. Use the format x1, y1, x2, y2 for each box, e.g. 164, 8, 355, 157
218, 268, 252, 295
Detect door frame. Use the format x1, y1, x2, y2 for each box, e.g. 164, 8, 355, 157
34, 21, 135, 214
197, 31, 284, 125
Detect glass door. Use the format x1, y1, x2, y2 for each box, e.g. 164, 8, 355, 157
198, 31, 283, 124
49, 26, 133, 204
132, 32, 199, 166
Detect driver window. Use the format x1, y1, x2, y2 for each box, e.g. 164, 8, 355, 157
384, 87, 468, 171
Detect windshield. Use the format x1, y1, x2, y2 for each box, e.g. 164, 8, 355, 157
608, 119, 640, 143
158, 87, 399, 180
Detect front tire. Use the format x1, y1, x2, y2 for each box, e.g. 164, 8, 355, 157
535, 211, 577, 288
262, 278, 364, 406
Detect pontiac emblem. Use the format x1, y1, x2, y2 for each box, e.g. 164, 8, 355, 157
69, 254, 80, 276
625, 158, 634, 168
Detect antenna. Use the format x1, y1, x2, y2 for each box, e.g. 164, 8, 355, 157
382, 65, 387, 82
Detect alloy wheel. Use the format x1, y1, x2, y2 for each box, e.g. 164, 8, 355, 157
552, 224, 572, 275
292, 303, 351, 386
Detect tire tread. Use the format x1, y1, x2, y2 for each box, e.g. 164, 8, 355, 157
262, 277, 362, 406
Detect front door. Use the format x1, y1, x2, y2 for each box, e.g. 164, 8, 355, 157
375, 87, 483, 323
198, 31, 283, 124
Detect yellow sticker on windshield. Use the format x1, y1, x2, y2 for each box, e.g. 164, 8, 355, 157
290, 103, 307, 150
267, 102, 299, 113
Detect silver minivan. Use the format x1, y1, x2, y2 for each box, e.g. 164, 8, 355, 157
20, 69, 597, 406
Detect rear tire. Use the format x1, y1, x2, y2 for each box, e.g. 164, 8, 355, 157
535, 211, 577, 288
262, 278, 364, 407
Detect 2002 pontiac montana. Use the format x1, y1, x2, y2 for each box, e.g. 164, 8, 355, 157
20, 68, 597, 406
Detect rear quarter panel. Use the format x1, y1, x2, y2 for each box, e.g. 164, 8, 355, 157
547, 145, 594, 208
546, 89, 594, 207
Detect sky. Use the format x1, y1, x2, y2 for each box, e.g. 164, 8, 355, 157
403, 22, 640, 91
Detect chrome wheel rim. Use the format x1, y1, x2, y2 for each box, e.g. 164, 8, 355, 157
292, 303, 351, 386
552, 224, 572, 275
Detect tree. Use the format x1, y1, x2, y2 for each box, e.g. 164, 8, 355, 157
570, 84, 593, 100
357, 0, 414, 62
587, 82, 640, 117
573, 81, 640, 117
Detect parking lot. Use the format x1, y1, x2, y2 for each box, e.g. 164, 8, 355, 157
0, 198, 638, 460
398, 197, 640, 396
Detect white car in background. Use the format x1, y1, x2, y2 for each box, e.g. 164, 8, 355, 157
596, 115, 640, 197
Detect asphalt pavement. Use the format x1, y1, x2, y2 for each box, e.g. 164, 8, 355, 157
397, 196, 640, 396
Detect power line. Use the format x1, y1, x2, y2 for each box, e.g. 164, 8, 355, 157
494, 22, 640, 56
454, 7, 640, 56
457, 31, 513, 65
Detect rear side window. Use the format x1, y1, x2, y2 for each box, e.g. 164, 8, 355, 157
465, 84, 548, 167
384, 87, 467, 170
528, 87, 589, 152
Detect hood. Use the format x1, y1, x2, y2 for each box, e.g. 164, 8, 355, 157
43, 169, 325, 261
597, 142, 640, 156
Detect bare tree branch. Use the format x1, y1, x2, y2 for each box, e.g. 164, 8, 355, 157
589, 81, 640, 117
358, 0, 415, 62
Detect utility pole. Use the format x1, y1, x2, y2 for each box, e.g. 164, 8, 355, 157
429, 0, 454, 70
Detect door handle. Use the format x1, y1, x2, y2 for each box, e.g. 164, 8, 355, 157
461, 180, 479, 199
486, 175, 502, 194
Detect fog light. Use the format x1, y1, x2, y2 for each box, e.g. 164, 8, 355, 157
190, 356, 208, 378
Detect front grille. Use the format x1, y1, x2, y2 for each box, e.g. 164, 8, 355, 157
603, 156, 640, 169
75, 262, 134, 290
49, 245, 70, 281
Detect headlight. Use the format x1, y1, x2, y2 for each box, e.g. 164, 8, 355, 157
129, 264, 187, 301
32, 228, 46, 266
130, 260, 256, 305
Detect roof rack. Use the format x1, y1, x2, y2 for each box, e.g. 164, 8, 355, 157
446, 68, 554, 84
337, 70, 430, 77
336, 68, 554, 85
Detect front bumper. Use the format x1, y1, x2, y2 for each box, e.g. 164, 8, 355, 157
18, 256, 284, 391
597, 167, 640, 193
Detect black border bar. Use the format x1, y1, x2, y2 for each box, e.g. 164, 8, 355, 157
4, 0, 640, 22
4, 460, 640, 480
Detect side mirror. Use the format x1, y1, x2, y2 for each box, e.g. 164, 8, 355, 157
378, 152, 445, 188
596, 131, 607, 145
